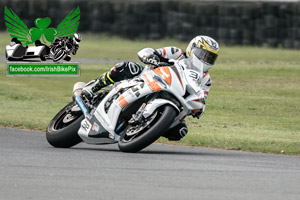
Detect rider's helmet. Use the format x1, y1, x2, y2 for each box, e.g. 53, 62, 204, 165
73, 33, 82, 45
186, 35, 219, 73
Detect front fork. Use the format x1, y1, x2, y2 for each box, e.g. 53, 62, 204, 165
75, 96, 90, 118
115, 94, 157, 135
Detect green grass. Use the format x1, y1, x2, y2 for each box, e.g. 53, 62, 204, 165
0, 32, 299, 154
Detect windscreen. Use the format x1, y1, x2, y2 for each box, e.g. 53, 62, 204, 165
180, 58, 203, 86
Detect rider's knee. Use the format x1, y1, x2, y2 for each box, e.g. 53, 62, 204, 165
110, 61, 144, 82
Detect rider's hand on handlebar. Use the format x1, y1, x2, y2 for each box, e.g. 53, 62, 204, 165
138, 48, 174, 68
142, 54, 161, 67
146, 57, 174, 68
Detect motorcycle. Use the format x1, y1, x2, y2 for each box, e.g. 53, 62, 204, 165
46, 57, 206, 152
49, 41, 72, 62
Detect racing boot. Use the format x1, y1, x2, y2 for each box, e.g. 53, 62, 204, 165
82, 72, 114, 100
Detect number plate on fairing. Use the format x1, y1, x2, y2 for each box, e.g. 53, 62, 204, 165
80, 118, 92, 134
78, 117, 117, 144
79, 115, 111, 138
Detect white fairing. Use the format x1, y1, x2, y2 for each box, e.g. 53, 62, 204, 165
78, 59, 207, 144
5, 44, 44, 59
26, 46, 44, 55
6, 44, 20, 57
78, 118, 117, 144
142, 99, 179, 118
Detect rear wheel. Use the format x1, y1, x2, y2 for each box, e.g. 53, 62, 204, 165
46, 101, 83, 148
118, 105, 177, 153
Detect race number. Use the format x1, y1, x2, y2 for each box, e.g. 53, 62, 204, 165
81, 119, 92, 133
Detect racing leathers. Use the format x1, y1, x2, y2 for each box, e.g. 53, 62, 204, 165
82, 46, 212, 141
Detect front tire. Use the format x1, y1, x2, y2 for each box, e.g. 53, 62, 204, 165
46, 101, 84, 148
52, 48, 65, 62
118, 105, 177, 153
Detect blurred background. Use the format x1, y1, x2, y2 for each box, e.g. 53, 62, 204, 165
1, 0, 300, 48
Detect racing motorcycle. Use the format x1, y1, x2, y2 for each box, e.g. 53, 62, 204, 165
46, 57, 205, 152
49, 41, 72, 62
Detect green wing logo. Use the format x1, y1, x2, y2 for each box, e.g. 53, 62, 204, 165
4, 6, 80, 45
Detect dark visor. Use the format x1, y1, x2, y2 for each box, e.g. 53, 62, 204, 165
192, 47, 218, 65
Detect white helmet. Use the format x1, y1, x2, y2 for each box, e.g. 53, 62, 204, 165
186, 35, 219, 73
73, 33, 82, 45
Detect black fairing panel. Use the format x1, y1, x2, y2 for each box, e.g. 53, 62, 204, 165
13, 46, 27, 57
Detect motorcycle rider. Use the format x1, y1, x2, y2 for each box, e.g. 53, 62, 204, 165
82, 35, 219, 141
49, 33, 82, 61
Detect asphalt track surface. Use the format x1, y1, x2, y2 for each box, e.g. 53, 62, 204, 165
0, 127, 300, 200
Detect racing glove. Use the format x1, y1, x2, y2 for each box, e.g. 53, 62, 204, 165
137, 48, 170, 67
138, 48, 160, 65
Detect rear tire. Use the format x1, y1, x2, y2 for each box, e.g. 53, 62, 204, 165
46, 101, 83, 148
118, 105, 177, 153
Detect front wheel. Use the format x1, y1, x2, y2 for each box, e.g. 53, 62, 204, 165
46, 101, 84, 148
52, 48, 65, 62
118, 105, 177, 153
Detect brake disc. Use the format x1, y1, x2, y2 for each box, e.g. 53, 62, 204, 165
62, 113, 77, 123
126, 111, 158, 136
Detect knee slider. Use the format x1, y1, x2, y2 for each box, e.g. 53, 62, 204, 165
111, 61, 143, 81
127, 62, 143, 76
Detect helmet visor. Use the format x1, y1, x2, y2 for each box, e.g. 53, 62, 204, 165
192, 47, 218, 65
